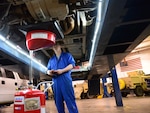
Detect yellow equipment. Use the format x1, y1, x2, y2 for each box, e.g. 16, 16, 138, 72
118, 70, 150, 97
73, 80, 112, 99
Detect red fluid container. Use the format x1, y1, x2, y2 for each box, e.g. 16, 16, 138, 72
14, 89, 46, 113
26, 30, 56, 50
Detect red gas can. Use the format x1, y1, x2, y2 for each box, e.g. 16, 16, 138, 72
14, 89, 46, 113
26, 30, 56, 50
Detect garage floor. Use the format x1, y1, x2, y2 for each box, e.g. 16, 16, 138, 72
0, 96, 150, 113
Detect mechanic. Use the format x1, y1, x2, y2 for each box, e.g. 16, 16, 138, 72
47, 41, 78, 113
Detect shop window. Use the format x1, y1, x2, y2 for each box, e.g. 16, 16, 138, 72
0, 70, 2, 77
5, 70, 15, 79
18, 73, 25, 79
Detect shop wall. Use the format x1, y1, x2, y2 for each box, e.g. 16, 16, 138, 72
116, 48, 150, 78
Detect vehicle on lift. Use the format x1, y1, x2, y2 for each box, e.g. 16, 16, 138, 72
118, 70, 150, 97
0, 67, 29, 106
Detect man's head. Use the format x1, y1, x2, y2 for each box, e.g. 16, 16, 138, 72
52, 41, 63, 53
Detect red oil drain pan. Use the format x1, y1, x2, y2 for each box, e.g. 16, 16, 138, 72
26, 30, 56, 50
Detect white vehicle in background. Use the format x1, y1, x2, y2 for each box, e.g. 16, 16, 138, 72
0, 67, 29, 106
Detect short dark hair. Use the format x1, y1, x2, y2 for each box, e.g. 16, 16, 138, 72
55, 41, 64, 45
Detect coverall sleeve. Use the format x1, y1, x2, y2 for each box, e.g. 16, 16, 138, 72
47, 59, 51, 70
67, 53, 75, 67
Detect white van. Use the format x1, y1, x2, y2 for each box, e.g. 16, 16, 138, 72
0, 67, 29, 105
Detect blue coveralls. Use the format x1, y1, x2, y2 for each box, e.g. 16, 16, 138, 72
47, 52, 78, 113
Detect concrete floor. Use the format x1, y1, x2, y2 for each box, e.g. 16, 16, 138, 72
0, 96, 150, 113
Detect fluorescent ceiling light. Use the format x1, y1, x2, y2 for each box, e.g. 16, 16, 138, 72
89, 0, 109, 68
89, 1, 102, 67
0, 35, 47, 73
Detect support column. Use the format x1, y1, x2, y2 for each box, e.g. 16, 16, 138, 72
107, 55, 123, 107
102, 75, 111, 98
111, 67, 123, 106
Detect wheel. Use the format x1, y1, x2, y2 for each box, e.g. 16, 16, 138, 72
144, 92, 150, 96
87, 92, 95, 99
121, 92, 128, 97
134, 86, 144, 96
80, 92, 86, 99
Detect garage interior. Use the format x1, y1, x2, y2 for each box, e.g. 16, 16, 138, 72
0, 0, 150, 113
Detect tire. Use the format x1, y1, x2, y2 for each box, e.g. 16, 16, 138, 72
144, 92, 150, 96
134, 86, 144, 97
121, 92, 128, 97
80, 92, 86, 99
87, 92, 95, 99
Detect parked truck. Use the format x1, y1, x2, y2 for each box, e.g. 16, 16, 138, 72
118, 70, 150, 97
0, 67, 29, 106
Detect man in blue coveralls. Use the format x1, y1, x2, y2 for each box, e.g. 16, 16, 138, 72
46, 41, 78, 113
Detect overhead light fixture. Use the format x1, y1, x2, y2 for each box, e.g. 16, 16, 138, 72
0, 35, 47, 73
89, 0, 109, 68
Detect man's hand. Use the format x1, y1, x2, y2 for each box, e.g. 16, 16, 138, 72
47, 70, 55, 77
53, 69, 64, 75
47, 69, 64, 77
